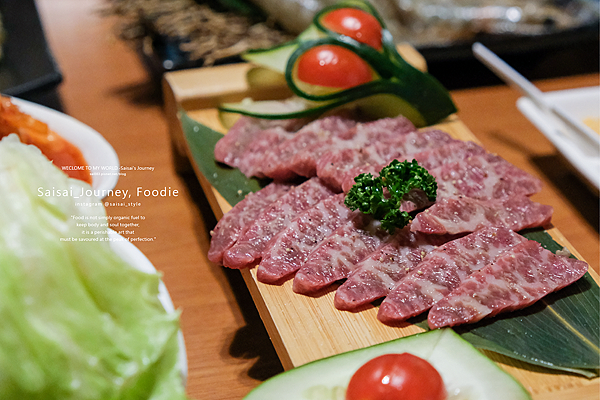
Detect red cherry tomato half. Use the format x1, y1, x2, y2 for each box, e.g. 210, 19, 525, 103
345, 353, 447, 400
321, 8, 383, 50
295, 45, 373, 89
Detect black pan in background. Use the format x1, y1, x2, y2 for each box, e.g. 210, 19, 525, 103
0, 0, 64, 110
420, 23, 600, 90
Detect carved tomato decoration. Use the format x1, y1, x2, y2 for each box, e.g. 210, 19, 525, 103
295, 44, 373, 89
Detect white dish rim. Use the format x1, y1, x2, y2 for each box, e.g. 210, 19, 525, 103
516, 86, 600, 191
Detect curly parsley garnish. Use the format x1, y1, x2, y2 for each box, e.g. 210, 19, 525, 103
344, 160, 437, 233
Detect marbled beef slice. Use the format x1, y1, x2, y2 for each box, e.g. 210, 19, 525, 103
334, 230, 448, 311
340, 140, 488, 193
223, 178, 336, 269
214, 116, 305, 168
292, 215, 391, 295
261, 116, 357, 181
427, 240, 588, 328
377, 226, 528, 324
236, 127, 295, 178
411, 195, 553, 235
433, 154, 543, 200
285, 115, 416, 181
207, 182, 293, 264
318, 129, 457, 191
256, 194, 359, 284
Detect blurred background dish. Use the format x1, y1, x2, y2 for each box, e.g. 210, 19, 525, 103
517, 86, 600, 191
11, 96, 120, 193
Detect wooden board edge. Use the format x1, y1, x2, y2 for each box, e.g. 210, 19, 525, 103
240, 268, 295, 370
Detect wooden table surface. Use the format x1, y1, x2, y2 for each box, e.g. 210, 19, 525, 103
32, 1, 600, 399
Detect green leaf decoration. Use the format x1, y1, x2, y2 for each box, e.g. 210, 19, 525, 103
180, 110, 266, 206
180, 112, 600, 377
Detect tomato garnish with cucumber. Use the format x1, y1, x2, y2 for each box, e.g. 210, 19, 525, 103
320, 7, 383, 50
345, 353, 447, 400
223, 0, 457, 126
242, 329, 532, 400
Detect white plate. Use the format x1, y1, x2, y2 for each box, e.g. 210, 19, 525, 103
9, 97, 120, 193
108, 230, 188, 385
517, 86, 600, 190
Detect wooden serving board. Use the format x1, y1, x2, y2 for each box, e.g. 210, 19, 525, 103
163, 45, 600, 400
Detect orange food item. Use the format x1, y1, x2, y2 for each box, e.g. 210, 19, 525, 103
0, 96, 92, 184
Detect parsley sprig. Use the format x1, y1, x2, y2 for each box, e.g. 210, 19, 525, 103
344, 160, 437, 233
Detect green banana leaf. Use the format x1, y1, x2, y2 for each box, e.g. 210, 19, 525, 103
180, 111, 600, 378
180, 110, 265, 206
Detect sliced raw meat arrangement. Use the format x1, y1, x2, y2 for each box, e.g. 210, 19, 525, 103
206, 112, 588, 332
288, 115, 416, 178
428, 240, 588, 329
291, 116, 416, 177
317, 129, 458, 190
235, 128, 295, 178
433, 154, 543, 200
340, 140, 488, 192
214, 116, 306, 169
338, 115, 418, 149
207, 182, 293, 264
292, 215, 392, 295
377, 226, 528, 324
266, 116, 416, 179
411, 195, 554, 235
223, 178, 336, 269
257, 193, 360, 284
334, 230, 451, 311
261, 116, 357, 181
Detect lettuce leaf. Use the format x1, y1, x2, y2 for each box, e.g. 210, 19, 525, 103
0, 135, 188, 400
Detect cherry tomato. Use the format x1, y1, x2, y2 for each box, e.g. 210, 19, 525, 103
321, 8, 383, 50
345, 353, 447, 400
295, 45, 373, 89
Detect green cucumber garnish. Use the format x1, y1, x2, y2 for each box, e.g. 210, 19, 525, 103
222, 0, 457, 127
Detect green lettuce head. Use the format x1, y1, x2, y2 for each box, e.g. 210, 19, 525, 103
0, 134, 188, 400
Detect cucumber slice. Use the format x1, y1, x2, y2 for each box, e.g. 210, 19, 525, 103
242, 25, 322, 74
245, 67, 287, 89
220, 96, 330, 120
218, 94, 414, 122
218, 82, 449, 126
243, 329, 532, 400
